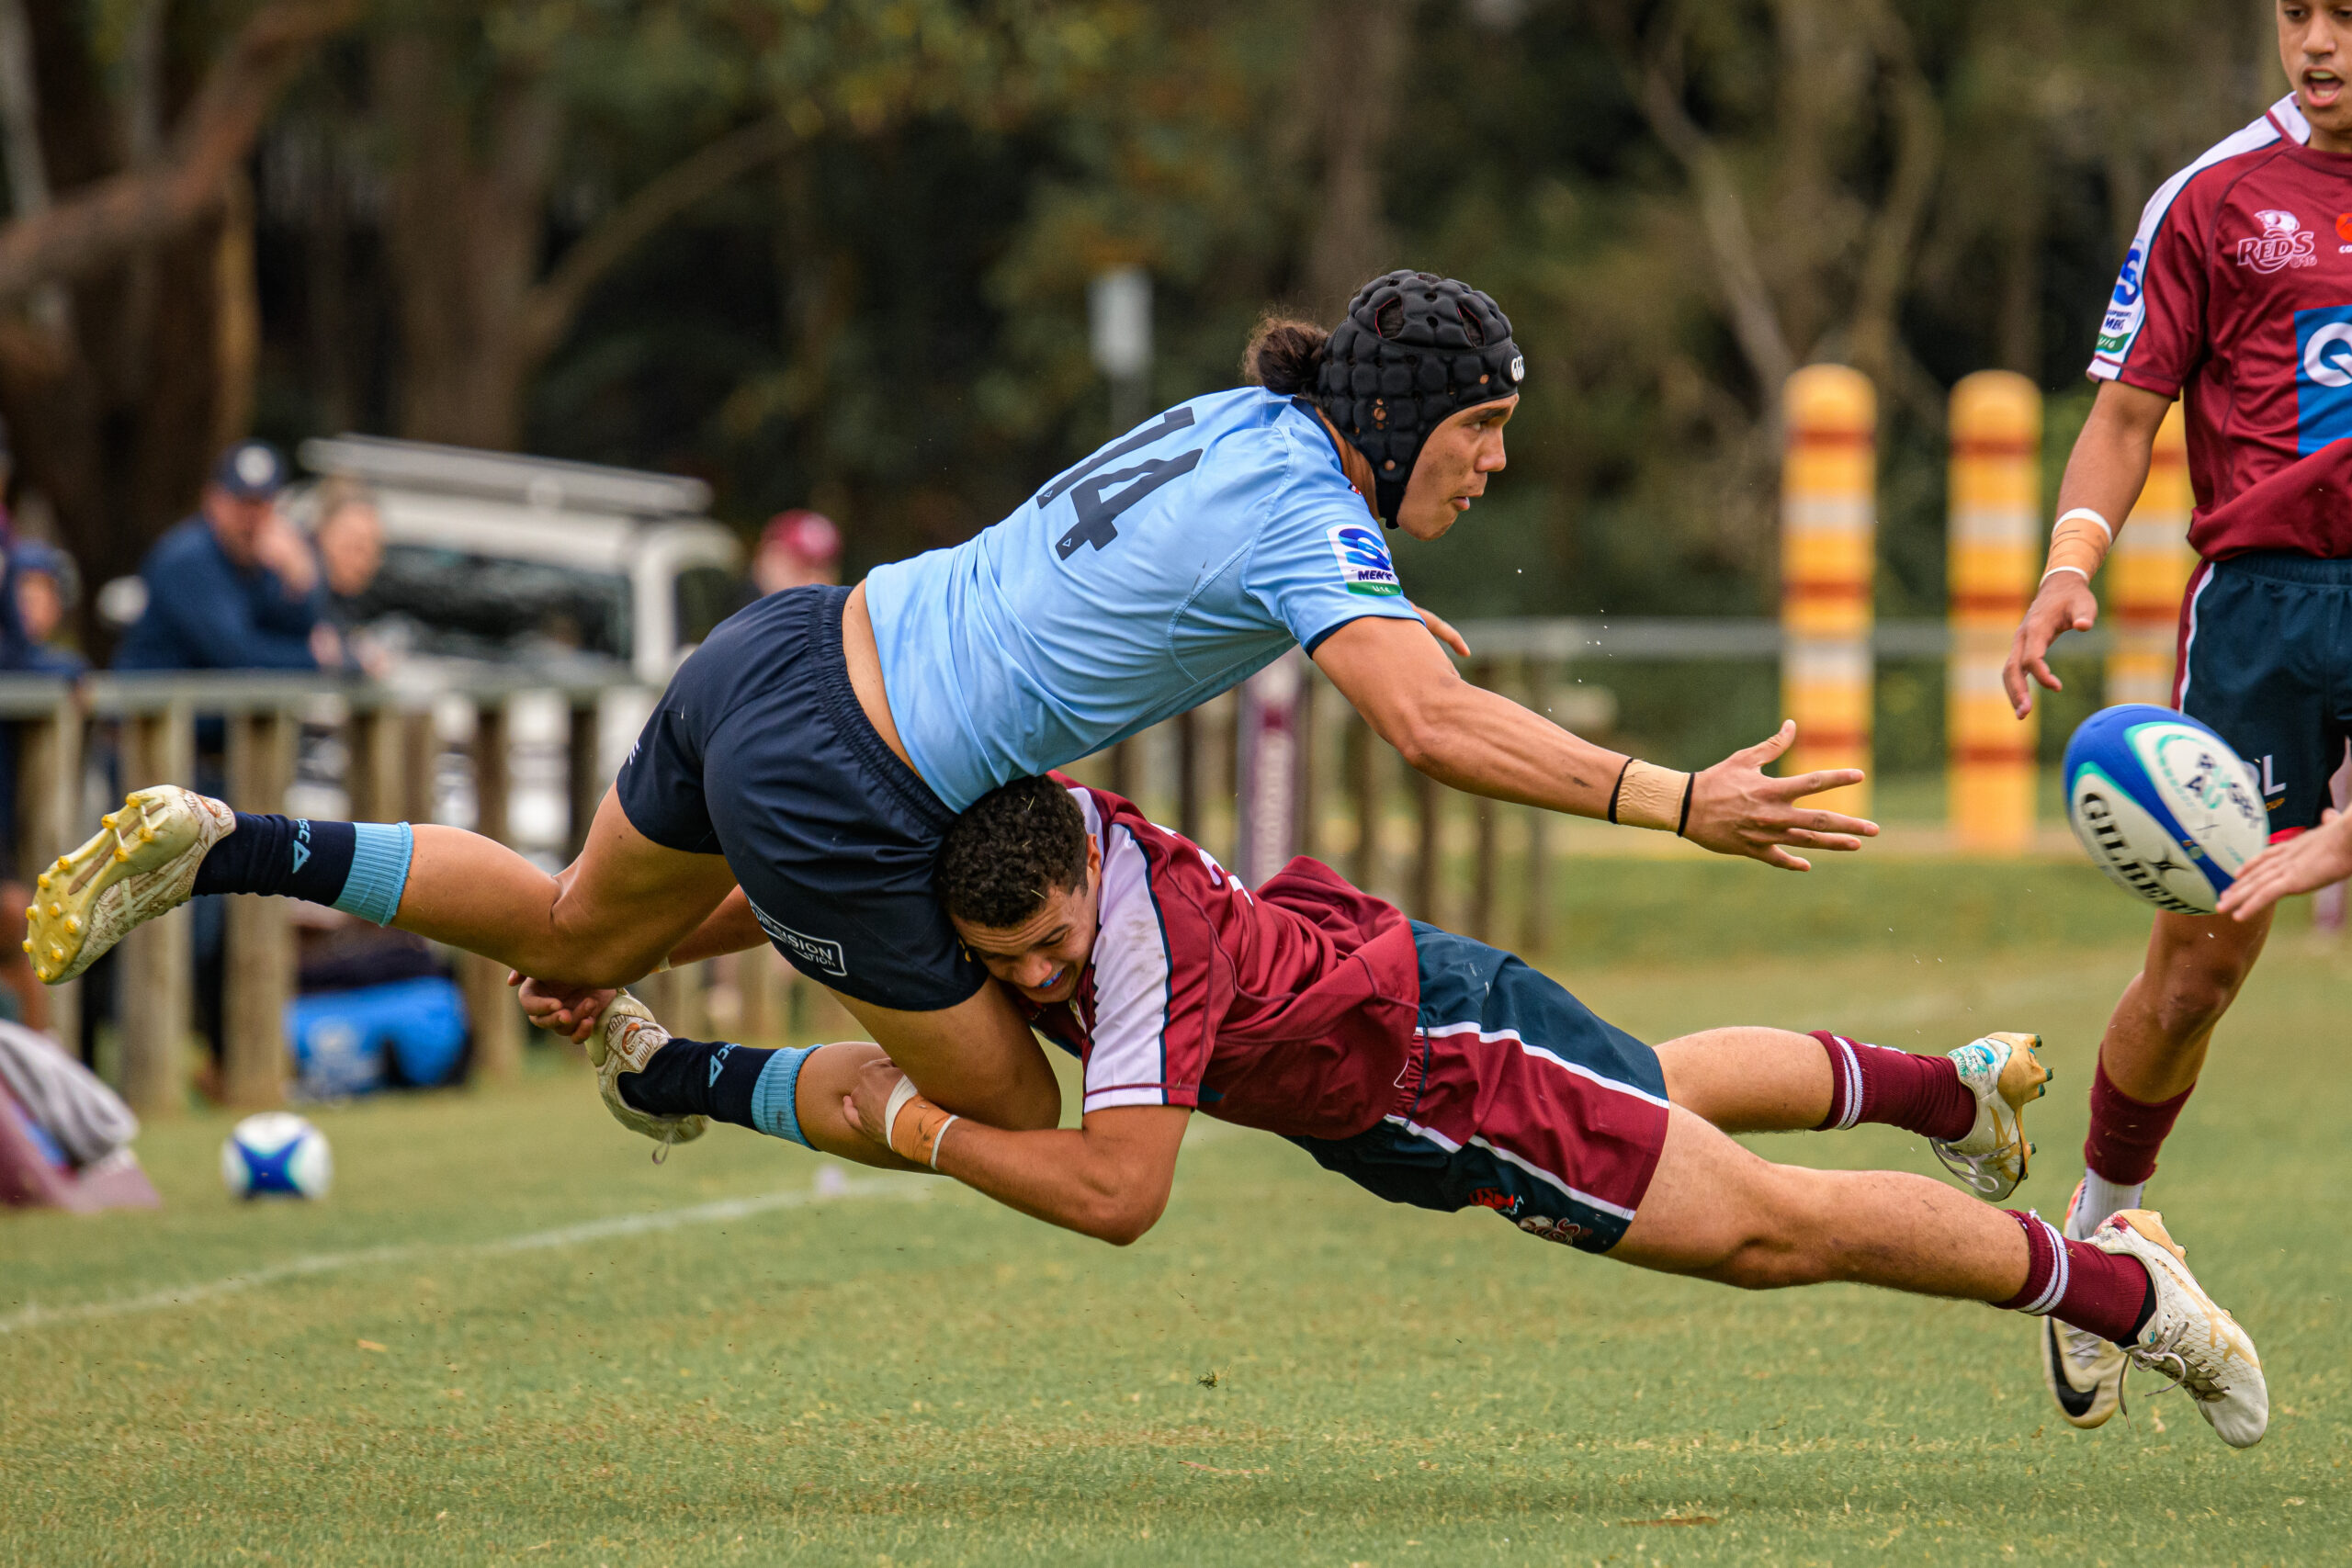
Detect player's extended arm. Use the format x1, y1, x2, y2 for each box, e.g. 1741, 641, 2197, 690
2002, 379, 2174, 716
1312, 615, 1876, 871
844, 1058, 1190, 1245
2217, 807, 2352, 921
513, 888, 766, 1043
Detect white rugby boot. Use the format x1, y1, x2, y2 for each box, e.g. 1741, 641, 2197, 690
2041, 1179, 2127, 1428
586, 991, 707, 1161
1930, 1031, 2050, 1200
24, 786, 236, 985
2091, 1208, 2267, 1449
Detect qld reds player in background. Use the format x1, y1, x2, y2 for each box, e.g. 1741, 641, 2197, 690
2005, 1, 2352, 1430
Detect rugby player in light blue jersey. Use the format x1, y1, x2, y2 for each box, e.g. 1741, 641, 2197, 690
30, 271, 1876, 1136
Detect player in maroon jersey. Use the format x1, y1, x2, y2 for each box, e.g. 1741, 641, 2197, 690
2005, 2, 2352, 1431
577, 776, 2270, 1447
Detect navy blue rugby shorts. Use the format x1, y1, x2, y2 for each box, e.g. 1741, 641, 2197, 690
2177, 551, 2352, 837
614, 584, 986, 1011
1288, 925, 1670, 1256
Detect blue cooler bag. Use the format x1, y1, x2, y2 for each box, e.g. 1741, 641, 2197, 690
285, 977, 469, 1098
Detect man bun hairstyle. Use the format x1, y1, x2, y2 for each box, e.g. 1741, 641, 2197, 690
1307, 270, 1524, 526
1243, 316, 1330, 396
939, 775, 1091, 931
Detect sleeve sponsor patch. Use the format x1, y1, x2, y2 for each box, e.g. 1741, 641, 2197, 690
1327, 523, 1402, 597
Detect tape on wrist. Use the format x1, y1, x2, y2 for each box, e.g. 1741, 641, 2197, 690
1612, 759, 1694, 833
928, 1114, 961, 1171
2042, 508, 2112, 584
880, 1075, 956, 1166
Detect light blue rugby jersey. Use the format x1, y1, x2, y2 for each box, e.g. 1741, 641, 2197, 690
865, 387, 1424, 812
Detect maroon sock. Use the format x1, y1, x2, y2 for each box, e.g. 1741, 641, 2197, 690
1809, 1031, 1975, 1141
2082, 1059, 2193, 1185
1995, 1210, 2155, 1344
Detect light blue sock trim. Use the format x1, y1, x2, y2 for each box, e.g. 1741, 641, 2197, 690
334, 821, 413, 927
751, 1045, 818, 1147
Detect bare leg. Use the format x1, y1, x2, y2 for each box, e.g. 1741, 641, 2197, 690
2098, 908, 2270, 1102
392, 788, 740, 986
1654, 1026, 1834, 1133
1612, 1105, 2029, 1302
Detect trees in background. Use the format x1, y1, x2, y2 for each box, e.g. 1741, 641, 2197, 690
0, 0, 2287, 650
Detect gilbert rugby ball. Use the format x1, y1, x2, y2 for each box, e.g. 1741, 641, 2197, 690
221, 1111, 333, 1200
2063, 705, 2269, 914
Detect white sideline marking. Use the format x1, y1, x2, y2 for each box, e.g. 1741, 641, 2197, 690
0, 1172, 933, 1337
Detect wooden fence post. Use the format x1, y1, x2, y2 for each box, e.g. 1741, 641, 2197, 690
117, 703, 193, 1118
1347, 715, 1378, 894
1106, 737, 1134, 805
346, 701, 396, 824
735, 944, 779, 1043
568, 696, 602, 860
400, 708, 437, 822
1467, 661, 1498, 942
1521, 659, 1552, 958
17, 692, 82, 1044
1295, 671, 1319, 863
462, 696, 523, 1082
1411, 766, 1442, 924
222, 707, 294, 1108
1176, 708, 1201, 845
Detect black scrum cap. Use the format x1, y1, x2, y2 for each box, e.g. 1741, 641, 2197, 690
1311, 270, 1523, 525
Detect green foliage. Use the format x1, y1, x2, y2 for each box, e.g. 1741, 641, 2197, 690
247, 4, 2277, 618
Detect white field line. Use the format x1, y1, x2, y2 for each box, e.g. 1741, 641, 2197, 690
0, 1172, 933, 1337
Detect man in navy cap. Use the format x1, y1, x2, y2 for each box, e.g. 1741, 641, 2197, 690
113, 439, 334, 672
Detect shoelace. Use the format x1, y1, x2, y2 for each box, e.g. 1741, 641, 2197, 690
1931, 1143, 2008, 1198
2122, 1322, 2230, 1404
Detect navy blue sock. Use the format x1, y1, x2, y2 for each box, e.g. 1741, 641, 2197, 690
618, 1038, 776, 1128
193, 814, 356, 905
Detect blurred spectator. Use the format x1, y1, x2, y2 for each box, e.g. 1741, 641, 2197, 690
111, 440, 332, 1089
112, 440, 334, 672
308, 477, 387, 674
9, 541, 85, 675
752, 509, 842, 595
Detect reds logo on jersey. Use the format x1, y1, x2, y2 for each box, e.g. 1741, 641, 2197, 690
2236, 209, 2319, 274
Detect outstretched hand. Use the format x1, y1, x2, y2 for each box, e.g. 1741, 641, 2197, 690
2215, 808, 2352, 921
1680, 721, 1879, 872
2002, 575, 2099, 717
509, 971, 619, 1043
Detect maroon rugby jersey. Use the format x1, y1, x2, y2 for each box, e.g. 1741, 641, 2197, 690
2094, 95, 2352, 558
1021, 779, 1419, 1140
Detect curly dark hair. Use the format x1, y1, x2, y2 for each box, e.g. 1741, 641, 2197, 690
938, 775, 1090, 930
1242, 315, 1329, 395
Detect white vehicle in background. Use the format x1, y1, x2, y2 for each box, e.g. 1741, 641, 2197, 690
291, 434, 744, 687
284, 437, 750, 860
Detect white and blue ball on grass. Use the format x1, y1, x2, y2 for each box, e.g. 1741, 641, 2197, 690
2064, 704, 2269, 914
220, 1111, 333, 1200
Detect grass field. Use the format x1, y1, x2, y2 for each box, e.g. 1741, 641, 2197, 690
6, 858, 2350, 1566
